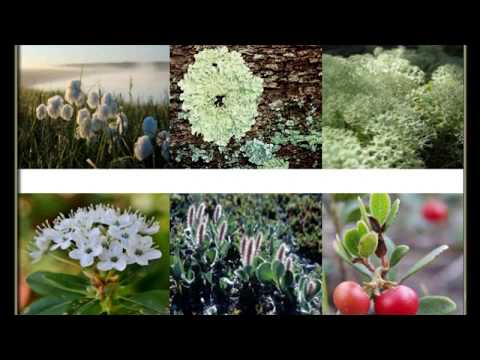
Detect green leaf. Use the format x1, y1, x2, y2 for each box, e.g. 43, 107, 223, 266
345, 207, 361, 224
280, 270, 294, 290
205, 271, 214, 284
399, 245, 449, 283
219, 277, 234, 290
333, 193, 360, 202
182, 269, 195, 284
358, 232, 378, 258
172, 257, 184, 280
252, 256, 265, 269
122, 290, 169, 315
23, 296, 76, 315
235, 268, 249, 282
74, 299, 103, 315
384, 198, 400, 230
271, 260, 285, 284
369, 193, 391, 225
357, 220, 369, 237
390, 245, 410, 268
27, 272, 89, 300
204, 248, 218, 265
343, 228, 360, 256
418, 296, 457, 315
256, 262, 274, 283
357, 197, 370, 227
333, 239, 372, 278
335, 234, 352, 259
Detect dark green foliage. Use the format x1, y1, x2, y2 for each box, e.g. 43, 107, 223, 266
170, 194, 322, 315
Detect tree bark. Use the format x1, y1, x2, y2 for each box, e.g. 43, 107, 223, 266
170, 45, 322, 168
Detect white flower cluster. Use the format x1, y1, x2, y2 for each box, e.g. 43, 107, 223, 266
30, 204, 162, 271
179, 47, 264, 146
35, 80, 129, 142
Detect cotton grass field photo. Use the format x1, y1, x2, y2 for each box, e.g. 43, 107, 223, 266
18, 45, 171, 169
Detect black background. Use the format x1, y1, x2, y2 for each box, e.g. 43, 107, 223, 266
0, 8, 477, 349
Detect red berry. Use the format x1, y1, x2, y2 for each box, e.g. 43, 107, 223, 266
333, 281, 370, 315
374, 285, 419, 315
422, 199, 448, 223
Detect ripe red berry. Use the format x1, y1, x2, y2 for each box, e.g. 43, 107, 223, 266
422, 199, 448, 223
374, 285, 419, 315
333, 281, 370, 315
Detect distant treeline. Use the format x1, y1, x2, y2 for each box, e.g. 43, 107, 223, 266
322, 45, 463, 57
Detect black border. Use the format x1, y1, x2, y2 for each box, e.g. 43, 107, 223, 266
3, 30, 477, 339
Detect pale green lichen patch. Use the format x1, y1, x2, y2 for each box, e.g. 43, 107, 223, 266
178, 47, 264, 146
240, 139, 277, 166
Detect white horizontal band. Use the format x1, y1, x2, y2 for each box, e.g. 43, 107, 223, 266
19, 169, 464, 194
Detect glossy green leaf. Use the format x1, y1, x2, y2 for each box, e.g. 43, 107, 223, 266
123, 290, 169, 314
418, 296, 456, 315
384, 198, 400, 230
390, 245, 410, 268
399, 245, 449, 283
335, 234, 352, 259
280, 270, 294, 290
256, 262, 274, 283
357, 197, 370, 227
74, 299, 103, 315
356, 220, 369, 237
369, 193, 391, 225
27, 272, 89, 300
271, 260, 285, 284
23, 296, 75, 315
333, 239, 373, 278
358, 232, 378, 258
343, 228, 360, 256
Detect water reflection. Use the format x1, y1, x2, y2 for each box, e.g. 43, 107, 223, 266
21, 62, 169, 104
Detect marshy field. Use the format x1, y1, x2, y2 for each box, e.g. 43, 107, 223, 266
18, 62, 170, 168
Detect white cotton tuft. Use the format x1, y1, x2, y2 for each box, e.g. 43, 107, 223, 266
77, 117, 93, 140
91, 113, 106, 132
87, 91, 100, 109
116, 113, 128, 136
65, 80, 83, 105
95, 104, 111, 121
76, 108, 91, 125
101, 92, 117, 115
142, 116, 158, 139
134, 135, 154, 161
36, 104, 48, 120
47, 95, 64, 119
60, 104, 74, 121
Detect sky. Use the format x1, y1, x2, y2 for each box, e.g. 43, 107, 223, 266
20, 45, 170, 68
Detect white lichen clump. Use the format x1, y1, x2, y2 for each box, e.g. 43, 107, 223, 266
30, 204, 162, 271
179, 47, 264, 146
